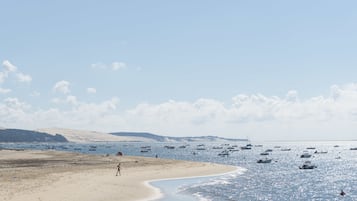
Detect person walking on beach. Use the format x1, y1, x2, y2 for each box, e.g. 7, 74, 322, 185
116, 162, 121, 176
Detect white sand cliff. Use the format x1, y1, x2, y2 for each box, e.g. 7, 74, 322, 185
37, 128, 152, 143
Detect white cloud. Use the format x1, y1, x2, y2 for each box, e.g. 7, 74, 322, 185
91, 62, 127, 71
1, 83, 357, 140
0, 88, 11, 94
1, 60, 32, 84
4, 97, 30, 110
51, 95, 78, 105
66, 95, 78, 105
2, 60, 17, 72
0, 71, 8, 83
16, 73, 32, 82
91, 63, 106, 69
123, 83, 357, 140
87, 87, 97, 94
111, 62, 127, 70
53, 80, 71, 94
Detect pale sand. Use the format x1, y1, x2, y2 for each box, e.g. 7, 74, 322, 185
37, 128, 153, 143
0, 150, 236, 201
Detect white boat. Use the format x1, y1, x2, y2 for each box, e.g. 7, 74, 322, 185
299, 161, 317, 169
196, 144, 206, 150
240, 143, 253, 150
300, 153, 312, 158
281, 148, 291, 151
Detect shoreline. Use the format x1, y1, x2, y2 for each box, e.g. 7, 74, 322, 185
0, 149, 237, 201
143, 168, 244, 201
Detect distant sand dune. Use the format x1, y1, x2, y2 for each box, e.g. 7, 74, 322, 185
37, 128, 152, 143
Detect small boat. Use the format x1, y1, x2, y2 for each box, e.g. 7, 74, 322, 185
306, 147, 316, 150
257, 158, 272, 163
350, 148, 357, 150
314, 151, 328, 154
260, 152, 269, 156
274, 146, 281, 148
299, 161, 317, 169
164, 145, 175, 149
265, 149, 273, 152
300, 153, 312, 158
178, 145, 187, 149
218, 150, 230, 157
240, 145, 252, 150
333, 145, 339, 148
196, 144, 206, 150
89, 148, 96, 151
212, 146, 223, 149
240, 143, 253, 149
140, 146, 151, 153
281, 148, 291, 151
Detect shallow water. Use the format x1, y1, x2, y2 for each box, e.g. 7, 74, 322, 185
2, 141, 356, 201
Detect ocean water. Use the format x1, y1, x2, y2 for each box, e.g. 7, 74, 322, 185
1, 141, 356, 201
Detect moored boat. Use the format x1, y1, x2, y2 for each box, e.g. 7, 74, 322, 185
299, 161, 317, 169
257, 158, 272, 163
218, 150, 230, 157
300, 153, 312, 158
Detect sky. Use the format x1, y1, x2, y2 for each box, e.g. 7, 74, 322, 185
1, 1, 357, 140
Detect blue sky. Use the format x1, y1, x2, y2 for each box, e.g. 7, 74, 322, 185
1, 1, 357, 140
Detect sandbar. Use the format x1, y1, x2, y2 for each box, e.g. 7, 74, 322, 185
0, 150, 236, 201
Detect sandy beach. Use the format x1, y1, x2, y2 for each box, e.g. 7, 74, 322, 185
0, 149, 236, 201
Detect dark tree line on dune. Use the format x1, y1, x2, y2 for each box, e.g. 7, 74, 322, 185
0, 129, 68, 143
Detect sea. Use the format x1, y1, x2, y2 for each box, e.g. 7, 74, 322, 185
1, 141, 356, 201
